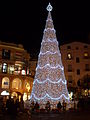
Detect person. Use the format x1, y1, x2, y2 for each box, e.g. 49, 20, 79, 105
30, 101, 35, 111
34, 101, 40, 112
19, 97, 24, 112
62, 100, 67, 111
6, 96, 14, 114
0, 97, 3, 112
14, 98, 20, 113
57, 101, 62, 111
45, 101, 51, 112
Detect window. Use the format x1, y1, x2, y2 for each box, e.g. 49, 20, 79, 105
68, 76, 73, 84
12, 78, 22, 89
25, 82, 30, 91
67, 46, 71, 49
77, 69, 80, 75
21, 69, 26, 75
0, 64, 2, 72
84, 52, 89, 59
84, 45, 88, 48
67, 53, 72, 60
76, 57, 80, 63
2, 77, 9, 89
69, 81, 72, 84
14, 62, 22, 75
85, 64, 90, 71
76, 47, 79, 50
68, 65, 72, 72
2, 63, 7, 73
2, 49, 10, 60
8, 65, 14, 74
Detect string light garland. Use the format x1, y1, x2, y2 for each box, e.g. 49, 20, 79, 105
33, 79, 67, 84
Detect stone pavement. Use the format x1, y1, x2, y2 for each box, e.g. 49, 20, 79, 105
0, 110, 90, 120
31, 111, 90, 120
0, 111, 31, 120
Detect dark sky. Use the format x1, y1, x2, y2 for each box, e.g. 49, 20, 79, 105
0, 1, 90, 58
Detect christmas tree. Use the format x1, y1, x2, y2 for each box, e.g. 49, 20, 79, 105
30, 3, 69, 109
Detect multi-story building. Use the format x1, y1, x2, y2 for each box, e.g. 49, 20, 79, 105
0, 41, 33, 101
60, 42, 90, 96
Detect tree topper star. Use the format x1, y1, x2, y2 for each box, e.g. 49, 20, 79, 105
46, 3, 53, 12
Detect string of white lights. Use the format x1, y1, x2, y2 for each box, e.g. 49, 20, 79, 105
33, 78, 67, 84
36, 64, 64, 70
44, 28, 56, 32
30, 3, 70, 107
42, 38, 57, 42
46, 18, 52, 22
30, 93, 70, 100
39, 51, 61, 56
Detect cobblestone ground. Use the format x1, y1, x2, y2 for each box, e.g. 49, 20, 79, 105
0, 110, 90, 120
31, 111, 90, 120
0, 110, 31, 120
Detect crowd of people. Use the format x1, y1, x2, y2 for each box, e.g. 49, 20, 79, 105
29, 100, 67, 112
0, 96, 24, 116
0, 96, 67, 115
6, 96, 24, 115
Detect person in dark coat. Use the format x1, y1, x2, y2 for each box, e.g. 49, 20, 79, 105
34, 101, 40, 111
45, 101, 51, 112
57, 101, 62, 111
6, 97, 13, 114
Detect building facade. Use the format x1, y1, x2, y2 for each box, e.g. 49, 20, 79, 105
0, 41, 33, 101
60, 42, 90, 97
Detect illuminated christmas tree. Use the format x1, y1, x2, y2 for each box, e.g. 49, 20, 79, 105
30, 3, 69, 108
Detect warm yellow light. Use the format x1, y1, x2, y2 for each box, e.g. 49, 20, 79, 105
84, 53, 88, 57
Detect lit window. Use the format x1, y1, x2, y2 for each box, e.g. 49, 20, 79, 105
85, 89, 88, 96
0, 64, 2, 72
12, 78, 22, 89
84, 53, 88, 56
2, 63, 7, 73
8, 65, 14, 74
25, 82, 30, 92
21, 69, 26, 75
2, 77, 9, 89
14, 63, 22, 75
67, 53, 72, 60
84, 52, 89, 59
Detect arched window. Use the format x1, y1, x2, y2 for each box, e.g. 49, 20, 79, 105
2, 77, 9, 89
12, 78, 22, 89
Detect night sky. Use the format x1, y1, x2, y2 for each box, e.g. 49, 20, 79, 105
0, 1, 90, 58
